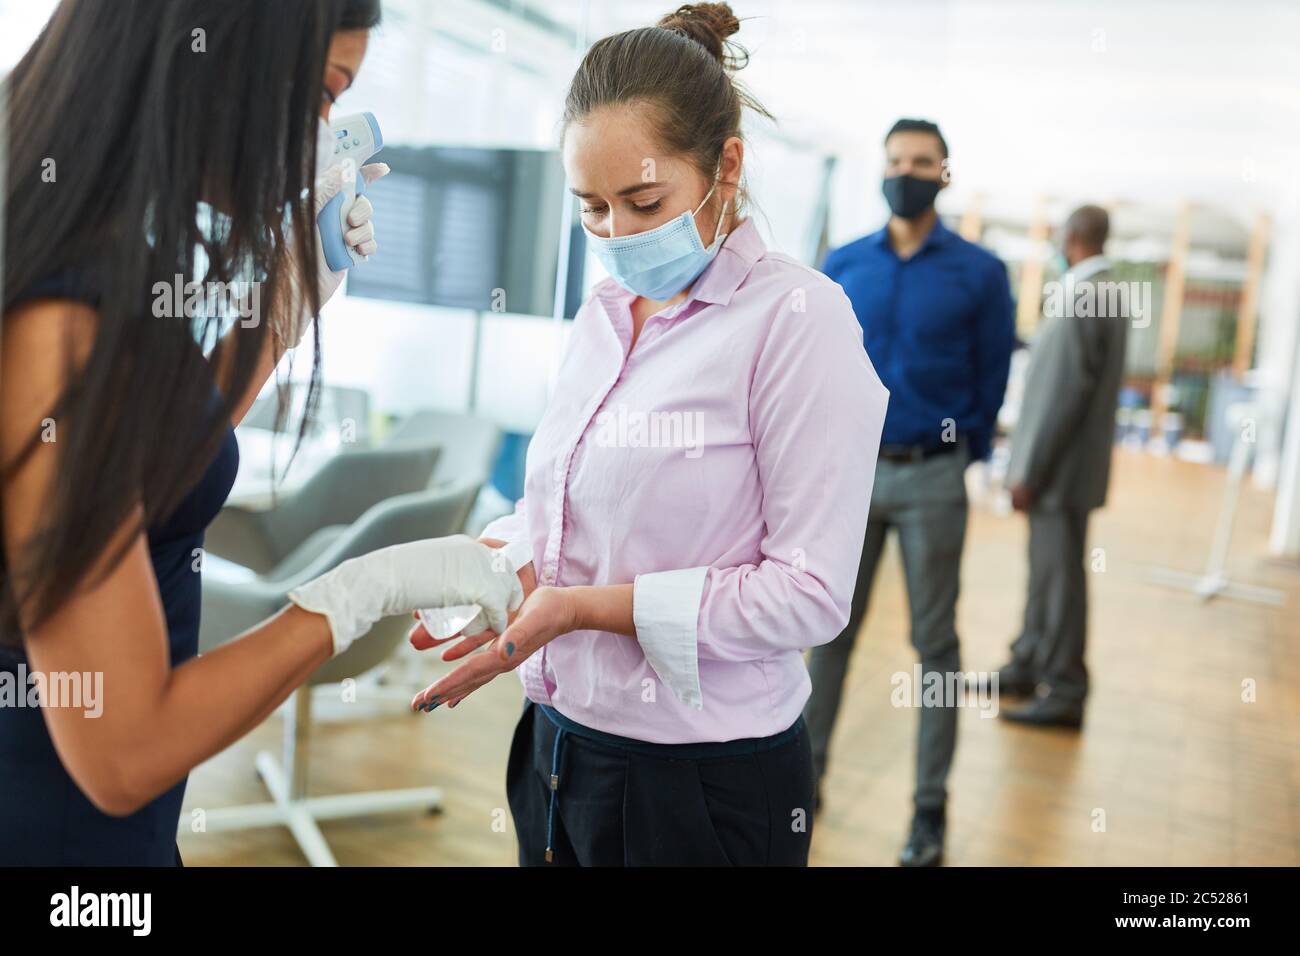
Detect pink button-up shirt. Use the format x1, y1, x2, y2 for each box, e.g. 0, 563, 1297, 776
483, 217, 888, 743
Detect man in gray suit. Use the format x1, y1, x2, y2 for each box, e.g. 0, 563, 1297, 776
996, 204, 1128, 728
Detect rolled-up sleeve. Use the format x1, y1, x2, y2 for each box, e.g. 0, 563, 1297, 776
633, 279, 889, 706
633, 566, 708, 709
481, 500, 533, 574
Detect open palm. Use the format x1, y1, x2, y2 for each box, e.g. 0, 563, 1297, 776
409, 586, 576, 711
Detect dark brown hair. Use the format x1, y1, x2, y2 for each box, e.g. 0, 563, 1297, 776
0, 0, 381, 644
1066, 204, 1110, 250
563, 3, 773, 211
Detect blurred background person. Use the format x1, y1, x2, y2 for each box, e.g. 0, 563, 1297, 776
804, 118, 1015, 867
991, 205, 1127, 729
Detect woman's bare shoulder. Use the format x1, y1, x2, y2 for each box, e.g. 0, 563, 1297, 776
1, 298, 99, 459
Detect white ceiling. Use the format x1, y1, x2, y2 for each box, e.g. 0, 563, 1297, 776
5, 0, 1295, 247
528, 0, 1300, 245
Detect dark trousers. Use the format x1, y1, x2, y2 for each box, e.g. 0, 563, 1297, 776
804, 450, 968, 813
505, 701, 814, 866
1010, 508, 1090, 704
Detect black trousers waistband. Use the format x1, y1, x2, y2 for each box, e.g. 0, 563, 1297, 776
534, 702, 803, 760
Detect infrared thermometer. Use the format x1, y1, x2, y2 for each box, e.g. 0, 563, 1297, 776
317, 111, 384, 271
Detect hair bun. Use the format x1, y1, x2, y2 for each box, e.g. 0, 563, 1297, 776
657, 3, 747, 70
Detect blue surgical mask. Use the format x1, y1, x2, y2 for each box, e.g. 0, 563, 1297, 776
583, 182, 730, 301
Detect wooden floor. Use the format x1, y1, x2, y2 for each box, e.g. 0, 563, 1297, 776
178, 449, 1300, 866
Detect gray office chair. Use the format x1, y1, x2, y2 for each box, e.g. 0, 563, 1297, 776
243, 383, 372, 445
385, 409, 502, 488
203, 445, 439, 575
193, 478, 481, 866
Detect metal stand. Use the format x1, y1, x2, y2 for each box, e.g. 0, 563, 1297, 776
1146, 404, 1285, 607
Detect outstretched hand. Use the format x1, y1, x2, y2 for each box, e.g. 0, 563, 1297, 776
409, 586, 578, 712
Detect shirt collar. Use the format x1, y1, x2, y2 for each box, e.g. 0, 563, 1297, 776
1068, 254, 1111, 282
868, 215, 953, 256
593, 216, 767, 314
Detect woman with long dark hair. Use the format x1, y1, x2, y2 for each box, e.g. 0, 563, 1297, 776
0, 0, 520, 865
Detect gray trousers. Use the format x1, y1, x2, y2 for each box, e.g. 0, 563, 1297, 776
1009, 508, 1090, 704
804, 449, 967, 813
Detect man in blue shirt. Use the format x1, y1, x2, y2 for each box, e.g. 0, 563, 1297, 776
804, 118, 1015, 867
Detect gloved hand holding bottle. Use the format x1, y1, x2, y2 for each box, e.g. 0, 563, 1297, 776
287, 535, 525, 658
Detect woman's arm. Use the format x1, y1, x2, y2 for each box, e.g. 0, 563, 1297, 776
567, 585, 633, 635
640, 280, 888, 670
594, 281, 886, 709
210, 319, 282, 428
2, 300, 334, 815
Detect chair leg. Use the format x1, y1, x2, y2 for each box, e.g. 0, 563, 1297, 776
185, 688, 444, 866
254, 748, 339, 867
286, 686, 312, 800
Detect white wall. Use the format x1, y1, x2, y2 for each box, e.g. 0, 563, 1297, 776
563, 0, 1300, 229
306, 294, 570, 434
7, 0, 1299, 249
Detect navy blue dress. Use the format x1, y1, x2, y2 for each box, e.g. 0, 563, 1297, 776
0, 275, 240, 865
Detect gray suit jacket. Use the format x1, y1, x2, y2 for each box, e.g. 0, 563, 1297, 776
1007, 266, 1128, 512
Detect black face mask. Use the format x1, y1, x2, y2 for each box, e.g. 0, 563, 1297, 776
882, 174, 941, 219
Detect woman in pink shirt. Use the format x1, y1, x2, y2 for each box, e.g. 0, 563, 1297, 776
410, 2, 888, 866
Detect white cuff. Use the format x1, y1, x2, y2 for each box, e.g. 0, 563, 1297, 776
633, 567, 708, 710
481, 506, 532, 575
496, 536, 534, 576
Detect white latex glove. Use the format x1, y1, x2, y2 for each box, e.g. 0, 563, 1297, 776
287, 535, 524, 658
276, 161, 390, 349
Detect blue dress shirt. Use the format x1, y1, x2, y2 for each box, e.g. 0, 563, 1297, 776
823, 217, 1015, 461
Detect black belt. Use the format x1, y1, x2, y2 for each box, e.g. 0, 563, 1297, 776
878, 441, 961, 464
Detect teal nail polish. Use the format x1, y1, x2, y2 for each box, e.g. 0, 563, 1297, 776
506, 642, 515, 657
